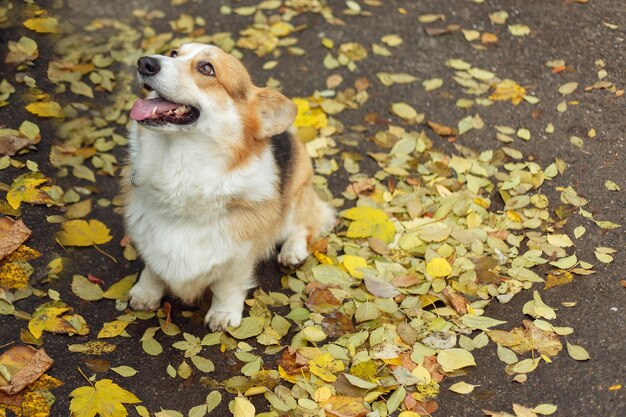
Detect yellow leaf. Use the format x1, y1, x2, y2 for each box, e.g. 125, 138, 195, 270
97, 320, 129, 339
28, 301, 89, 339
302, 325, 327, 342
508, 24, 531, 36
23, 17, 61, 33
342, 255, 368, 278
437, 348, 476, 371
57, 219, 113, 247
391, 102, 418, 120
102, 274, 137, 300
293, 97, 328, 130
342, 206, 396, 243
308, 352, 345, 382
25, 101, 64, 118
449, 381, 477, 394
0, 245, 40, 289
489, 79, 527, 105
7, 176, 55, 210
426, 258, 452, 278
232, 396, 255, 417
322, 396, 368, 417
70, 379, 141, 417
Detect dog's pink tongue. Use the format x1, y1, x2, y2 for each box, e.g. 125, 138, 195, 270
130, 98, 180, 121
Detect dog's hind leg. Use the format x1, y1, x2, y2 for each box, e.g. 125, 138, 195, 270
277, 187, 335, 266
129, 267, 166, 310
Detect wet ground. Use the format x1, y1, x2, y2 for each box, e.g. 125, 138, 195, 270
1, 0, 625, 416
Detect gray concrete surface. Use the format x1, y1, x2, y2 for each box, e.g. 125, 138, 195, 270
1, 0, 624, 416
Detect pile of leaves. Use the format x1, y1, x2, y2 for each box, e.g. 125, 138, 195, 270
0, 1, 622, 417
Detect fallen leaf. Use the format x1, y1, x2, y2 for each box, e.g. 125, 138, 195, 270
508, 24, 531, 36
0, 218, 31, 261
558, 82, 578, 95
69, 378, 141, 417
6, 174, 58, 210
566, 342, 590, 361
0, 346, 53, 395
232, 395, 255, 417
342, 206, 396, 243
71, 275, 104, 301
426, 258, 452, 278
25, 101, 64, 118
68, 341, 116, 355
227, 317, 265, 339
97, 320, 129, 339
57, 219, 113, 247
23, 17, 61, 33
111, 366, 137, 377
437, 348, 476, 371
323, 395, 368, 417
28, 301, 89, 339
449, 381, 477, 394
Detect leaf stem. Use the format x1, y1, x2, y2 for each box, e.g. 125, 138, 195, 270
77, 366, 95, 388
93, 244, 117, 263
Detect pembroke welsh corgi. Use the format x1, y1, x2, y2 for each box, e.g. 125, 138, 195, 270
122, 43, 335, 330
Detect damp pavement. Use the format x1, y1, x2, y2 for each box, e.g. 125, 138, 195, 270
1, 0, 624, 416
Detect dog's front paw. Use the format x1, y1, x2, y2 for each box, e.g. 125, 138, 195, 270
204, 307, 242, 332
278, 238, 309, 266
129, 284, 162, 311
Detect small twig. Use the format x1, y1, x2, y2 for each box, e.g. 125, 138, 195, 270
93, 244, 117, 263
405, 215, 448, 233
77, 366, 95, 388
55, 238, 72, 256
0, 341, 15, 349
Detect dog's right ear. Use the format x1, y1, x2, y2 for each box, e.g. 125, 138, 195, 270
254, 88, 297, 139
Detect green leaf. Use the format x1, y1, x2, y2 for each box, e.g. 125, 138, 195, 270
566, 342, 590, 361
386, 386, 405, 414
461, 314, 506, 331
227, 316, 265, 339
532, 404, 558, 415
142, 337, 162, 356
205, 391, 222, 414
71, 275, 103, 301
437, 348, 476, 371
111, 365, 138, 377
449, 381, 477, 394
103, 274, 137, 300
190, 355, 215, 373
188, 404, 207, 417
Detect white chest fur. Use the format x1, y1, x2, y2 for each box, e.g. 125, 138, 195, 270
125, 127, 276, 284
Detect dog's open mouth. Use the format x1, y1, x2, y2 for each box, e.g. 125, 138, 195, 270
130, 89, 199, 126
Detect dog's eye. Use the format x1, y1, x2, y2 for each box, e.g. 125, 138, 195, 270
197, 62, 215, 76
169, 50, 178, 58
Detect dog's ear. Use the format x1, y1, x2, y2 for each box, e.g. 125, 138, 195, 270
254, 88, 297, 139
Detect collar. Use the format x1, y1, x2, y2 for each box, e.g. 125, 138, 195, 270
130, 170, 138, 187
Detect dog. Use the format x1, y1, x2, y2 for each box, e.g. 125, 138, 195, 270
122, 43, 335, 331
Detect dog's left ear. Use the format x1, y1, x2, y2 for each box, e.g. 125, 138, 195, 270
254, 88, 297, 139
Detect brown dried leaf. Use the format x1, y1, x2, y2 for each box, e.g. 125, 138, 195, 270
427, 120, 457, 136
322, 310, 354, 338
0, 218, 31, 260
83, 358, 111, 373
323, 395, 368, 417
0, 346, 53, 395
515, 321, 562, 356
442, 289, 469, 315
306, 287, 341, 313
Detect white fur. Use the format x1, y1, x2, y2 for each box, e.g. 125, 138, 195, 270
126, 122, 279, 329
126, 43, 332, 331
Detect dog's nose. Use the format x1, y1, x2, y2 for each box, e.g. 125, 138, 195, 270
137, 56, 161, 76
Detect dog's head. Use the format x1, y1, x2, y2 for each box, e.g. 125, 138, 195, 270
130, 43, 296, 139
